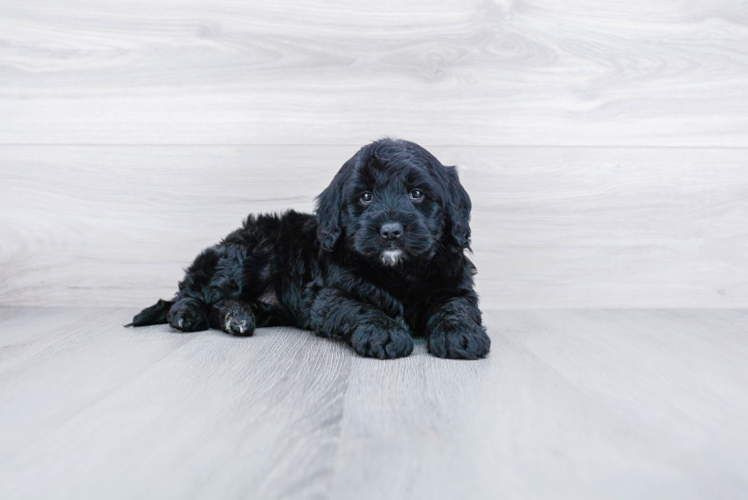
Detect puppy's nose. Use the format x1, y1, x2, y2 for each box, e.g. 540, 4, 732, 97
380, 221, 404, 240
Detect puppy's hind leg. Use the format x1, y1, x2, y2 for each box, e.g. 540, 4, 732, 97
127, 299, 174, 327
168, 298, 210, 332
209, 299, 256, 336
166, 232, 269, 333
167, 244, 229, 332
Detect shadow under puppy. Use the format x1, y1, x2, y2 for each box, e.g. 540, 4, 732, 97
129, 138, 490, 359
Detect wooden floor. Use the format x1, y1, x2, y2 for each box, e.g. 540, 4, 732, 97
1, 308, 746, 499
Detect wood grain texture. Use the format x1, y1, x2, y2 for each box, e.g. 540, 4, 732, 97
331, 309, 748, 499
0, 307, 352, 500
1, 307, 747, 499
1, 0, 748, 145
1, 145, 747, 308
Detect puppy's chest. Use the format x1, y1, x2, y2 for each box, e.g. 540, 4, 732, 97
383, 280, 436, 332
379, 276, 430, 306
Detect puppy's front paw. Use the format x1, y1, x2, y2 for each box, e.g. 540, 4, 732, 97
167, 298, 209, 332
351, 320, 414, 359
428, 321, 490, 359
211, 300, 256, 337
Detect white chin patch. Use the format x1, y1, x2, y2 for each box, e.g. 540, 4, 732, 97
381, 249, 404, 266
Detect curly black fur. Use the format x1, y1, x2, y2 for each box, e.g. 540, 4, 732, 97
128, 139, 490, 359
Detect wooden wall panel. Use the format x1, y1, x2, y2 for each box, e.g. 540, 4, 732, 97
1, 0, 747, 146
1, 145, 746, 308
2, 1, 746, 307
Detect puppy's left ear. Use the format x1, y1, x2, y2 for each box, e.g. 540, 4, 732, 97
443, 166, 472, 250
315, 158, 354, 252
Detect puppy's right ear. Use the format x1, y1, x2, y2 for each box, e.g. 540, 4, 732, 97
315, 158, 355, 252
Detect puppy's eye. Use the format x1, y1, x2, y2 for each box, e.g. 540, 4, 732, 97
360, 192, 373, 204
409, 189, 424, 201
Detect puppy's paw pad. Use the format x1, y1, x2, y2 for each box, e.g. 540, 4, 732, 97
217, 300, 256, 337
223, 311, 255, 337
167, 300, 209, 332
428, 322, 490, 359
352, 322, 414, 359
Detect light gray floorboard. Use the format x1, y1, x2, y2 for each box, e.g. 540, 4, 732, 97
0, 308, 351, 500
2, 146, 747, 308
1, 1, 747, 146
0, 308, 746, 499
331, 309, 748, 499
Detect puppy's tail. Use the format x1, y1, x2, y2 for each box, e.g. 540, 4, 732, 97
125, 299, 174, 327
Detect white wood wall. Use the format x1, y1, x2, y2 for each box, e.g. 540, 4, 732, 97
1, 0, 747, 308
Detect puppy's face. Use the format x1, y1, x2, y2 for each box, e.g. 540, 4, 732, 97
316, 139, 472, 267
343, 156, 442, 265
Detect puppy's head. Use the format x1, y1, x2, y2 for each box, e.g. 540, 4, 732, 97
315, 138, 471, 267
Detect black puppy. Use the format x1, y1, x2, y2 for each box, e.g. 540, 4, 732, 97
129, 139, 490, 359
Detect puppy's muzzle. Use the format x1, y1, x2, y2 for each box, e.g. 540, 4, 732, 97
380, 221, 404, 240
